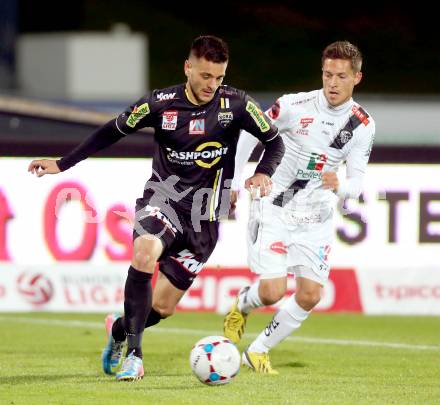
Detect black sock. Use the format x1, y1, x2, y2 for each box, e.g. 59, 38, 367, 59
123, 266, 153, 359
111, 317, 126, 342
145, 308, 165, 328
112, 309, 164, 342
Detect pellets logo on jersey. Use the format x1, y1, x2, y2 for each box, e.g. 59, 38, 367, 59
217, 112, 233, 128
306, 153, 327, 171
296, 153, 328, 180
162, 110, 178, 130
246, 101, 270, 132
166, 141, 228, 169
126, 103, 150, 128
189, 119, 205, 135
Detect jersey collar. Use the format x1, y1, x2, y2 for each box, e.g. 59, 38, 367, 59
318, 89, 353, 116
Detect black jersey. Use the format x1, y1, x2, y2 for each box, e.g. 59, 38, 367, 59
115, 84, 280, 219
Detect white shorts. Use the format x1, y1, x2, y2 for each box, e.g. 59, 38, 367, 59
247, 197, 334, 285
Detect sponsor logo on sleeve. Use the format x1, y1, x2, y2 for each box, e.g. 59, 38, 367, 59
217, 111, 233, 128
162, 110, 178, 130
268, 99, 280, 120
352, 105, 370, 126
246, 101, 270, 132
126, 103, 150, 128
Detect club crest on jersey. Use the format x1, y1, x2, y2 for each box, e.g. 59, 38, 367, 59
162, 110, 178, 130
189, 119, 205, 135
338, 130, 353, 145
217, 111, 233, 128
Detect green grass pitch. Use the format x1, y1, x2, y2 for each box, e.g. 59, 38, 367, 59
0, 312, 439, 404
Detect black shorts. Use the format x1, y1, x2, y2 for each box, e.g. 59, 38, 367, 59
133, 197, 219, 291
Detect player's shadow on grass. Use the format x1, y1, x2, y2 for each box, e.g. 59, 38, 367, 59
278, 361, 307, 368
0, 374, 82, 385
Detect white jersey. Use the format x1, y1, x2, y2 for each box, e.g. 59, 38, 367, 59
233, 89, 375, 220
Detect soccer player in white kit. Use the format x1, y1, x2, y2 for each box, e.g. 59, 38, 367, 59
224, 41, 376, 374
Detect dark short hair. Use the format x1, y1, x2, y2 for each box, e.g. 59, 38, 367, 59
189, 35, 229, 63
322, 41, 363, 72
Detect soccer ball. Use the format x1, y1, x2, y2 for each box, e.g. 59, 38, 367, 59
189, 335, 241, 385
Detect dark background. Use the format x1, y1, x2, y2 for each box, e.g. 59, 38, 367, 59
15, 1, 440, 94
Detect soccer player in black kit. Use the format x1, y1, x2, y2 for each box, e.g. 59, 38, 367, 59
28, 36, 285, 381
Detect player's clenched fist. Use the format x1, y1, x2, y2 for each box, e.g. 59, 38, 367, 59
28, 159, 61, 177
244, 172, 272, 198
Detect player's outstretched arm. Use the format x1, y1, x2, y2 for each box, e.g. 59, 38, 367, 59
28, 159, 61, 178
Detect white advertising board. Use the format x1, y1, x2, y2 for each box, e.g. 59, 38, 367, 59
1, 158, 439, 314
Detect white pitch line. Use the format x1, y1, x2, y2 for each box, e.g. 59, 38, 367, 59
0, 316, 438, 352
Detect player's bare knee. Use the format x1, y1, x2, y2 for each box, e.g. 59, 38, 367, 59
132, 237, 161, 271
259, 277, 287, 305
133, 249, 151, 269
296, 290, 321, 310
153, 304, 174, 318
259, 286, 285, 305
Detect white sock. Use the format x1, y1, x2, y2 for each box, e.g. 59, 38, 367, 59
249, 295, 310, 353
237, 282, 262, 314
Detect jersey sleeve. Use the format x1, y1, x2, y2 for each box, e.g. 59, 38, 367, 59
265, 95, 291, 132
115, 93, 156, 134
238, 94, 279, 143
337, 120, 376, 199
